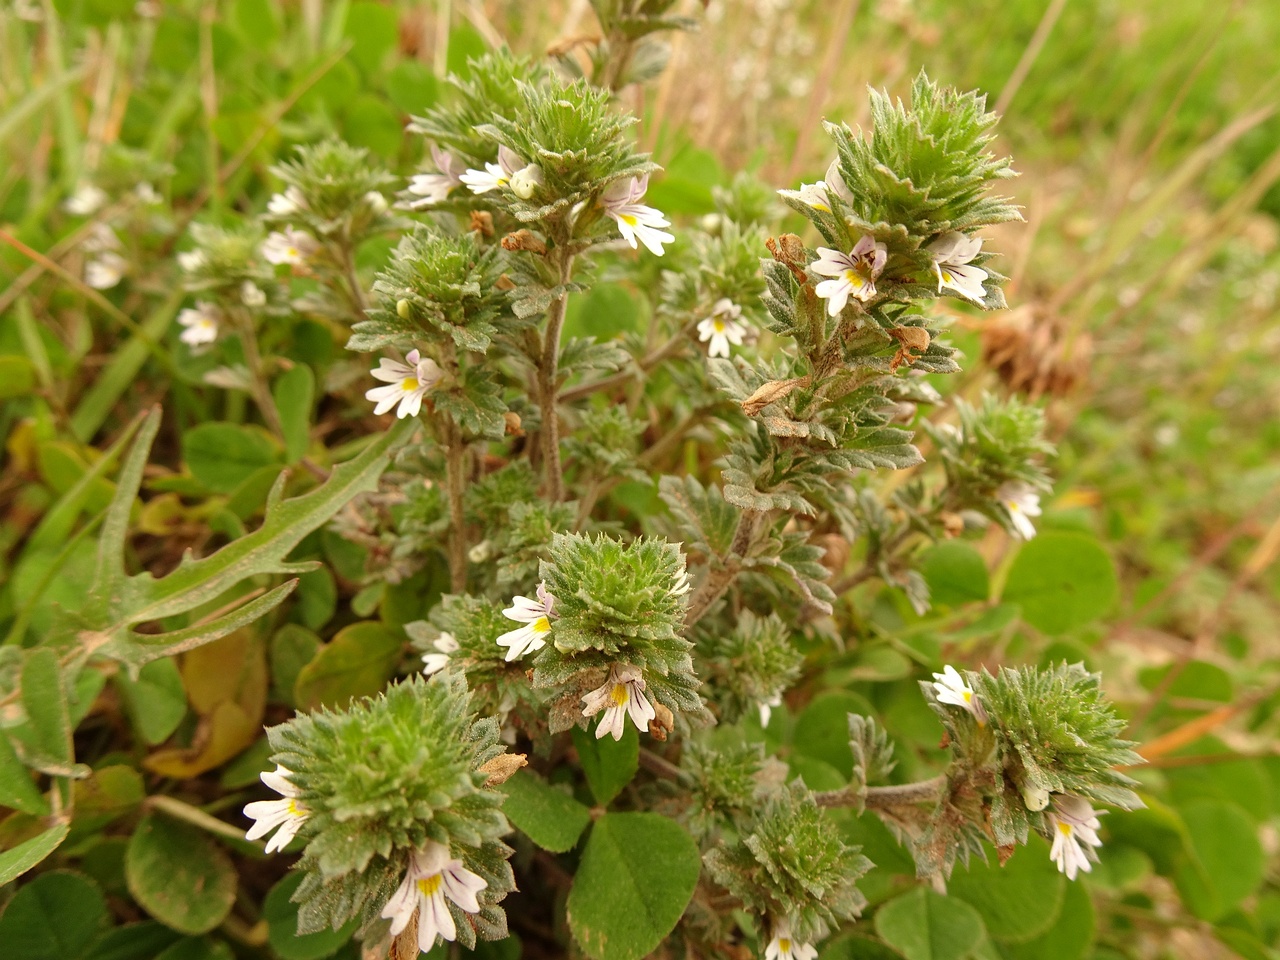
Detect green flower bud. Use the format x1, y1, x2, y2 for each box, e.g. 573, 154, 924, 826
396, 297, 411, 319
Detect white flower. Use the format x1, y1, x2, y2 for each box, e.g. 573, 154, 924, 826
811, 236, 888, 316
823, 158, 854, 205
931, 664, 987, 724
177, 301, 221, 347
601, 174, 674, 256
84, 223, 121, 253
765, 922, 817, 960
496, 581, 555, 661
460, 145, 525, 195
926, 232, 988, 303
581, 664, 657, 741
422, 632, 460, 676
380, 841, 487, 952
1048, 795, 1104, 880
85, 252, 128, 290
267, 185, 307, 217
696, 299, 747, 358
670, 569, 692, 598
365, 349, 443, 419
240, 281, 266, 307
262, 227, 318, 266
177, 249, 207, 272
364, 190, 388, 214
758, 692, 783, 729
243, 765, 308, 854
997, 481, 1041, 540
64, 183, 107, 216
135, 181, 162, 205
405, 145, 466, 207
509, 164, 544, 200
779, 181, 831, 212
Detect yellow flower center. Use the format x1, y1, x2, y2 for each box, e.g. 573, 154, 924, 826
610, 683, 630, 707
533, 616, 551, 634
941, 270, 954, 283
1007, 500, 1021, 513
286, 799, 305, 815
416, 873, 443, 897
962, 690, 972, 703
620, 213, 638, 227
286, 247, 299, 258
1057, 820, 1073, 836
713, 319, 726, 333
779, 940, 792, 954
843, 269, 864, 288
401, 377, 420, 391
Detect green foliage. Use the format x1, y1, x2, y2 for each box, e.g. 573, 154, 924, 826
264, 674, 514, 936
682, 737, 767, 840
125, 815, 237, 935
500, 770, 591, 853
408, 50, 547, 165
532, 533, 703, 724
825, 71, 1021, 238
267, 139, 400, 235
474, 74, 655, 223
352, 228, 510, 355
704, 782, 872, 943
695, 610, 803, 725
1002, 532, 1119, 634
1, 6, 1224, 958
566, 813, 702, 960
874, 886, 985, 960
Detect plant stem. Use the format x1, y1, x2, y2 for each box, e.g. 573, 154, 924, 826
443, 416, 469, 592
559, 320, 696, 403
538, 248, 576, 502
683, 511, 760, 629
814, 774, 947, 810
237, 323, 286, 441
145, 794, 249, 842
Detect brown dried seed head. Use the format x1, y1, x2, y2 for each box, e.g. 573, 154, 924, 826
500, 229, 547, 255
740, 376, 810, 416
469, 210, 494, 237
649, 703, 675, 741
503, 411, 524, 437
889, 326, 931, 352
479, 753, 529, 787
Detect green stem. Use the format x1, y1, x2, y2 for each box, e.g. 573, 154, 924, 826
538, 248, 576, 502
145, 794, 250, 843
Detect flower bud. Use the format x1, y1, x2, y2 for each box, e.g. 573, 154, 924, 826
509, 164, 543, 200
396, 298, 412, 320
1021, 782, 1051, 811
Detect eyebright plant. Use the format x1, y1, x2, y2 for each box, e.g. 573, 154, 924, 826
3, 12, 1146, 960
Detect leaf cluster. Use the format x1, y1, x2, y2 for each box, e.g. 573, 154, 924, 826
266, 138, 402, 238
694, 610, 803, 725
351, 228, 512, 354
475, 75, 655, 223
266, 674, 515, 937
531, 533, 703, 722
704, 781, 872, 944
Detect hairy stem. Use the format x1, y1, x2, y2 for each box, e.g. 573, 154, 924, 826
237, 323, 286, 441
538, 248, 576, 502
814, 774, 948, 810
683, 511, 761, 630
559, 319, 697, 403
443, 417, 469, 593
